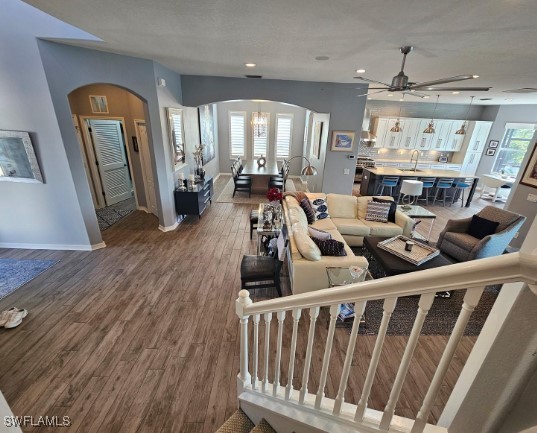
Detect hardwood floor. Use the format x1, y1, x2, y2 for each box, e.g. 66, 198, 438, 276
0, 176, 487, 432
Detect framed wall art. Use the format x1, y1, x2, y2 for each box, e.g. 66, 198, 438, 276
0, 130, 43, 183
486, 148, 496, 156
89, 95, 109, 114
488, 140, 499, 148
330, 131, 355, 152
520, 144, 537, 189
198, 104, 216, 165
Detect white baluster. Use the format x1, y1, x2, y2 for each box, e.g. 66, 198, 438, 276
410, 287, 485, 433
333, 300, 366, 415
252, 314, 260, 390
299, 307, 320, 404
235, 290, 252, 393
273, 310, 286, 396
262, 312, 272, 393
285, 308, 302, 400
379, 293, 435, 430
355, 297, 397, 422
315, 304, 339, 409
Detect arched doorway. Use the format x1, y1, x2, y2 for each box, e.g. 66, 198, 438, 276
68, 84, 158, 231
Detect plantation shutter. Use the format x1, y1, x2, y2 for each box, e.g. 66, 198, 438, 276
252, 112, 270, 157
229, 112, 246, 157
276, 114, 293, 159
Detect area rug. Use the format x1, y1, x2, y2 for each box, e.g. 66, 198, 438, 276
216, 178, 297, 204
96, 197, 136, 231
344, 247, 499, 335
0, 259, 59, 300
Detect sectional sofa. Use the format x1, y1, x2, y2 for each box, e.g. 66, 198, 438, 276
283, 193, 414, 294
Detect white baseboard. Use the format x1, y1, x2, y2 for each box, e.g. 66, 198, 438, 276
137, 205, 150, 213
158, 221, 179, 232
214, 173, 222, 181
0, 241, 101, 251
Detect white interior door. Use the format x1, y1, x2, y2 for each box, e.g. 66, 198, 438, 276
88, 119, 133, 206
135, 121, 158, 216
72, 115, 99, 207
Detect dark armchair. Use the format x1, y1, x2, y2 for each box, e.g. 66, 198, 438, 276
437, 206, 526, 262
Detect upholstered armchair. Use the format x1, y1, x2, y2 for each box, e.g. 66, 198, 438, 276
437, 206, 526, 262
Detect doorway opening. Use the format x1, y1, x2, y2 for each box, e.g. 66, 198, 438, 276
69, 84, 158, 231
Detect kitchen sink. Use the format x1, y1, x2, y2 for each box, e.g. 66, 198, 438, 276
399, 168, 423, 172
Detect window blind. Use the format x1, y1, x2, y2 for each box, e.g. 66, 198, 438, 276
229, 112, 246, 157
172, 113, 184, 146
276, 114, 293, 158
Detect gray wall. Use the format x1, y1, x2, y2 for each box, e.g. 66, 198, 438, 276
68, 83, 148, 207
181, 76, 368, 195
0, 0, 94, 248
215, 100, 307, 176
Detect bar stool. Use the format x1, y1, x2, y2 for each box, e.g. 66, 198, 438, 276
433, 178, 455, 206
417, 177, 436, 206
451, 177, 473, 207
376, 176, 400, 196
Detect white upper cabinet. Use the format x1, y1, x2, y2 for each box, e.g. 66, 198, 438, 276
383, 118, 404, 148
399, 119, 420, 149
430, 120, 454, 151
468, 121, 492, 153
446, 120, 466, 151
372, 118, 390, 148
414, 119, 435, 150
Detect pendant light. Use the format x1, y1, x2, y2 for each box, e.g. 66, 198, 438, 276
390, 94, 405, 132
455, 95, 475, 135
252, 101, 268, 138
423, 94, 440, 134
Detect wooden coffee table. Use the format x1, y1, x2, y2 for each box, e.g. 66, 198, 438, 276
363, 236, 455, 297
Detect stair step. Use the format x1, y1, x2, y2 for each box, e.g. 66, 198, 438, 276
251, 418, 276, 433
215, 408, 254, 433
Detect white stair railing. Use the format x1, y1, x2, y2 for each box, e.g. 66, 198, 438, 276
235, 252, 537, 433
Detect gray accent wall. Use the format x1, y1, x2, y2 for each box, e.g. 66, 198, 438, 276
0, 0, 92, 248
181, 76, 368, 195
215, 100, 307, 176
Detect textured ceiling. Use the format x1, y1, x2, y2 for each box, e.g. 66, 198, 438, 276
23, 0, 537, 104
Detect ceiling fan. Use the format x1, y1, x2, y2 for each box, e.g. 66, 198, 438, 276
355, 46, 491, 98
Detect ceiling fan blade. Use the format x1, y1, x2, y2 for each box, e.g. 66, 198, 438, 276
416, 87, 492, 92
353, 76, 391, 87
356, 87, 388, 90
402, 91, 429, 99
356, 89, 388, 98
410, 75, 478, 89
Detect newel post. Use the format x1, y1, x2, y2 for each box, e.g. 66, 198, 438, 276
236, 289, 253, 394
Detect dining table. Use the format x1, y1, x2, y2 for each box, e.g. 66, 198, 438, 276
241, 159, 280, 194
480, 173, 516, 202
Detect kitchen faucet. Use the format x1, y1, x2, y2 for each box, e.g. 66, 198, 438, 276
410, 150, 420, 171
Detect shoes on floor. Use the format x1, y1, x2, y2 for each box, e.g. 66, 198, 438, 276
0, 308, 28, 329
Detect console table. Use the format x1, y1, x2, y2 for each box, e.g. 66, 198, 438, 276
174, 176, 213, 219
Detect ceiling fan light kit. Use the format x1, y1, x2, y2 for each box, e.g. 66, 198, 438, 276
354, 46, 491, 99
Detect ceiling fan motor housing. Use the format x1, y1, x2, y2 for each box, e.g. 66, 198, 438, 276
391, 71, 408, 89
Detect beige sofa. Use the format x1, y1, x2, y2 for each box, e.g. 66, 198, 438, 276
283, 193, 414, 294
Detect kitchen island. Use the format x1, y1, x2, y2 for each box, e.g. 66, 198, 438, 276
360, 167, 479, 207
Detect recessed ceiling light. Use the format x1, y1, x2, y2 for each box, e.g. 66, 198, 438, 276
423, 96, 430, 99
367, 97, 372, 100
245, 63, 256, 68
399, 98, 404, 101
452, 91, 460, 95
315, 56, 330, 61
472, 75, 480, 79
356, 68, 366, 73
387, 94, 393, 97
427, 87, 433, 90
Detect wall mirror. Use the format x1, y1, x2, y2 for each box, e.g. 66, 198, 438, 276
0, 130, 43, 183
167, 108, 185, 166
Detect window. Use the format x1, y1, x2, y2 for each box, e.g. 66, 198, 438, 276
252, 112, 270, 157
229, 111, 246, 157
492, 127, 535, 176
275, 114, 293, 159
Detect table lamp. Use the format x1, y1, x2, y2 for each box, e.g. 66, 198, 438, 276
400, 180, 423, 207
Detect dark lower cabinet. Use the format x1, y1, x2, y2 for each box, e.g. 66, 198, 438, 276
174, 176, 213, 219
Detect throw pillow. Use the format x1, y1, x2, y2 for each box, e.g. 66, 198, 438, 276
312, 238, 347, 256
292, 228, 322, 261
365, 201, 391, 223
467, 214, 499, 240
300, 198, 316, 224
310, 198, 330, 220
373, 197, 396, 223
308, 226, 332, 241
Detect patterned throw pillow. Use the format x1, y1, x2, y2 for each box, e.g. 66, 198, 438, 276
312, 237, 347, 256
310, 198, 330, 220
365, 201, 391, 223
308, 226, 332, 241
372, 197, 396, 223
300, 198, 316, 224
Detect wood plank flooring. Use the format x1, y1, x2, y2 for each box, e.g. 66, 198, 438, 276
0, 176, 489, 432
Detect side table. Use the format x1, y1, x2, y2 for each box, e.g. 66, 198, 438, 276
397, 205, 437, 242
326, 266, 369, 327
